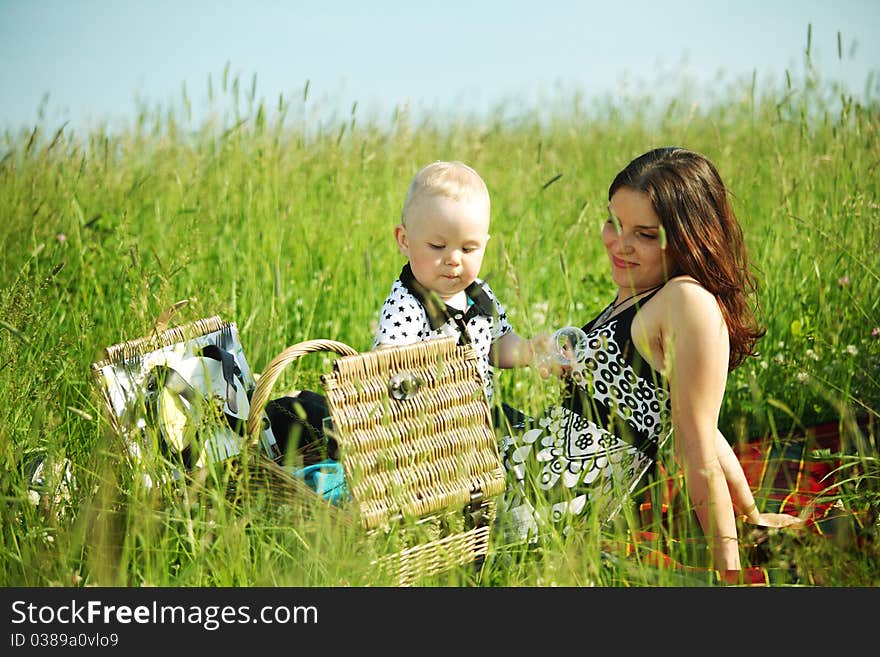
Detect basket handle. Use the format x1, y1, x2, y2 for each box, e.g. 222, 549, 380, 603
246, 339, 359, 439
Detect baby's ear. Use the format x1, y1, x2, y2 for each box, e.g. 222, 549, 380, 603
394, 224, 408, 256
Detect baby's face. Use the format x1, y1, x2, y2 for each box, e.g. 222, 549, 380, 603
396, 193, 490, 303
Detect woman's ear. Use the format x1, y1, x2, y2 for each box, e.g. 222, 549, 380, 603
394, 224, 409, 256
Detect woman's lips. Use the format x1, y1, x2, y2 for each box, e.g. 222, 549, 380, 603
611, 255, 636, 269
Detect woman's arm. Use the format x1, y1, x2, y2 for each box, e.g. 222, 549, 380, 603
658, 281, 742, 571
716, 431, 806, 528
714, 430, 761, 522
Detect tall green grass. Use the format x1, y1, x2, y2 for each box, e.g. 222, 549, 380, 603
1, 43, 878, 586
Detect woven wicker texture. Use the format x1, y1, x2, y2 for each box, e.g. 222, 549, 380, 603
246, 339, 359, 438
98, 316, 228, 368
246, 335, 506, 585
320, 337, 504, 530
372, 520, 493, 583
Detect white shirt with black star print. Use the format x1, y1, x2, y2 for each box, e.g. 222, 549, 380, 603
372, 278, 513, 403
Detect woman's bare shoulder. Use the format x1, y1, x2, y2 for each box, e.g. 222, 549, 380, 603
634, 276, 723, 371
653, 276, 723, 326
663, 276, 716, 303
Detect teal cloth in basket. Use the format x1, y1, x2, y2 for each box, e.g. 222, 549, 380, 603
290, 460, 349, 505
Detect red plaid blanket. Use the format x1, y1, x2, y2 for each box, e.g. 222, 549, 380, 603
629, 419, 875, 585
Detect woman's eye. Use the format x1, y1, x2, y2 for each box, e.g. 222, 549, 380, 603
638, 232, 657, 240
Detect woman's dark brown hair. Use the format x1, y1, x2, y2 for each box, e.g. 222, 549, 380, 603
608, 146, 765, 370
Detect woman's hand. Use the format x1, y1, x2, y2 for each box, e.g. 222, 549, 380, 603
745, 512, 806, 529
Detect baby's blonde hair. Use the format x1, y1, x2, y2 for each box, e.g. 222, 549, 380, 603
401, 161, 490, 226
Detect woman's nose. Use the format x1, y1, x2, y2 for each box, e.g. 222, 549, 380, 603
615, 231, 636, 253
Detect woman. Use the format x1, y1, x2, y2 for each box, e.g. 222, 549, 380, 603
499, 147, 802, 575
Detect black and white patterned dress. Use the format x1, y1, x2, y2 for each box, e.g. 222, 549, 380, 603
497, 287, 672, 541
373, 264, 513, 404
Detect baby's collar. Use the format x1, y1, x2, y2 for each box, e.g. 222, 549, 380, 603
398, 263, 495, 331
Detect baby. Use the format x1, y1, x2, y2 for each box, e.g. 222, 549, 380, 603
264, 161, 544, 496
373, 160, 543, 406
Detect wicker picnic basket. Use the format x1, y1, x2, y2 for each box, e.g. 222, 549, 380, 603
91, 313, 339, 534
91, 304, 507, 585
246, 335, 507, 585
90, 312, 281, 462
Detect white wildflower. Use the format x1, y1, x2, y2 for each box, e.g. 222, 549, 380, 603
531, 300, 549, 326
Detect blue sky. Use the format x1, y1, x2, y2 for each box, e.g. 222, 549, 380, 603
1, 0, 878, 133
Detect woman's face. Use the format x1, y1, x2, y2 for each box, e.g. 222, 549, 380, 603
603, 187, 672, 293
